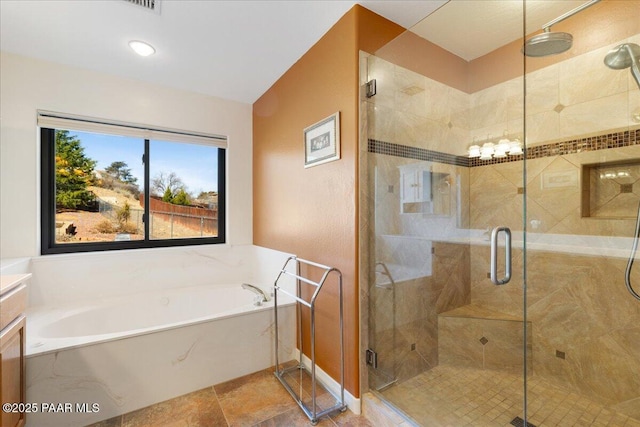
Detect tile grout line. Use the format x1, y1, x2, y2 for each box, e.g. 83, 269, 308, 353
210, 385, 230, 427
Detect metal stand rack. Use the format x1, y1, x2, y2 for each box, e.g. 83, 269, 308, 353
273, 256, 347, 425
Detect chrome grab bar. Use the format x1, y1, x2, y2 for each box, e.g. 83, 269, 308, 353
375, 262, 395, 289
490, 226, 512, 285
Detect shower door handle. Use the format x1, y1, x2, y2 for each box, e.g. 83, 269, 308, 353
490, 226, 512, 285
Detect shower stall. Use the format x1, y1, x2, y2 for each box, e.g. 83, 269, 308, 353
360, 1, 640, 426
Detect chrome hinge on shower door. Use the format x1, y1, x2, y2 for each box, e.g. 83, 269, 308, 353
365, 79, 377, 98
366, 348, 378, 368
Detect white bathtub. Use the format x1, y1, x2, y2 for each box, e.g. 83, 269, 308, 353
27, 284, 291, 355
25, 283, 296, 427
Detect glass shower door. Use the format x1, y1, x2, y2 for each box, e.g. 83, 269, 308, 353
363, 1, 529, 424
523, 1, 640, 425
363, 1, 640, 426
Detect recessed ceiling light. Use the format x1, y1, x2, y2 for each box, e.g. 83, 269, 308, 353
128, 40, 155, 57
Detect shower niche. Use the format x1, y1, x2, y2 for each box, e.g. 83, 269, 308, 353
398, 163, 451, 215
582, 159, 640, 219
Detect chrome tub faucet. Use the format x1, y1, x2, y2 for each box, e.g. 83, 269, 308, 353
242, 283, 270, 305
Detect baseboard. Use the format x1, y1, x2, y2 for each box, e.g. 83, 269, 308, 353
292, 349, 361, 415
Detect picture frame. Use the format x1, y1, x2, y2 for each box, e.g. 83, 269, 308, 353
304, 112, 340, 168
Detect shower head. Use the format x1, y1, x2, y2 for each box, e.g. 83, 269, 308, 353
604, 43, 640, 69
522, 0, 600, 58
604, 43, 640, 89
522, 31, 573, 57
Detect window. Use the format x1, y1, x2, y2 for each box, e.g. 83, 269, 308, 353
40, 113, 226, 254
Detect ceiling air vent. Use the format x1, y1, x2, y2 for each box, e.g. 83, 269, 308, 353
123, 0, 161, 14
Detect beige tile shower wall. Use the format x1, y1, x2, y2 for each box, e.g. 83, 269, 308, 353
364, 31, 640, 417
469, 243, 640, 419
469, 34, 640, 147
526, 33, 640, 146
467, 40, 640, 417
468, 76, 524, 144
526, 251, 640, 420
367, 242, 471, 389
438, 313, 532, 374
366, 56, 470, 156
368, 32, 640, 157
368, 152, 467, 240
469, 144, 640, 235
365, 57, 470, 239
469, 144, 640, 416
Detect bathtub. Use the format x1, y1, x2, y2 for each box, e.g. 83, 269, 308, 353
25, 283, 296, 427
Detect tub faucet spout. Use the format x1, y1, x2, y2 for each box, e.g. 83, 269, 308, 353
242, 283, 270, 305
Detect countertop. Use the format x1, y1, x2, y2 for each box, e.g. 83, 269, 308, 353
0, 273, 31, 295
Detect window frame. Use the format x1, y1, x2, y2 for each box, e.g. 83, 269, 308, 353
40, 127, 226, 255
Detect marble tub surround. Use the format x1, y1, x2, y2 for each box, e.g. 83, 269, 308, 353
27, 244, 294, 308
22, 244, 300, 427
0, 257, 31, 275
26, 303, 296, 427
27, 283, 295, 356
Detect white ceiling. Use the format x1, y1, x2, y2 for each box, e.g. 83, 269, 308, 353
412, 0, 591, 61
0, 0, 444, 104
0, 1, 591, 104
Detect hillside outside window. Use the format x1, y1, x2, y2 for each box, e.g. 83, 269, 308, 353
39, 112, 226, 254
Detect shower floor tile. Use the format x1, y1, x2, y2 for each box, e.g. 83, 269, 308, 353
380, 365, 640, 427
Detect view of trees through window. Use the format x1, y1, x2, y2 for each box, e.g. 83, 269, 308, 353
53, 129, 220, 244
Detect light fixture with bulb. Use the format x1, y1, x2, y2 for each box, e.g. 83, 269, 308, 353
468, 132, 523, 159
480, 142, 495, 160
599, 169, 631, 180
128, 40, 156, 57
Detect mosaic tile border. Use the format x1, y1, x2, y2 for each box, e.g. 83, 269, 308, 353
368, 128, 640, 168
367, 139, 468, 167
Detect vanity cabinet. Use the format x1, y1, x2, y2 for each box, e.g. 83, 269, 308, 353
399, 163, 451, 215
0, 274, 29, 427
399, 163, 433, 214
400, 164, 431, 204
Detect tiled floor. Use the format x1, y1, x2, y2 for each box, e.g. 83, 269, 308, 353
87, 366, 373, 427
381, 365, 640, 427
86, 363, 640, 427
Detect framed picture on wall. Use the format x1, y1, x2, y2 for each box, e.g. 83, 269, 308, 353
304, 112, 340, 168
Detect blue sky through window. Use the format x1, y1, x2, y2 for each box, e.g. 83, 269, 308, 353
71, 130, 219, 195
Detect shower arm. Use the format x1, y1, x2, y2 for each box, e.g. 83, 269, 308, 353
625, 44, 640, 89
541, 0, 600, 32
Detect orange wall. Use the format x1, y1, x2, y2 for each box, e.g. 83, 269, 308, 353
253, 0, 640, 399
253, 5, 403, 397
